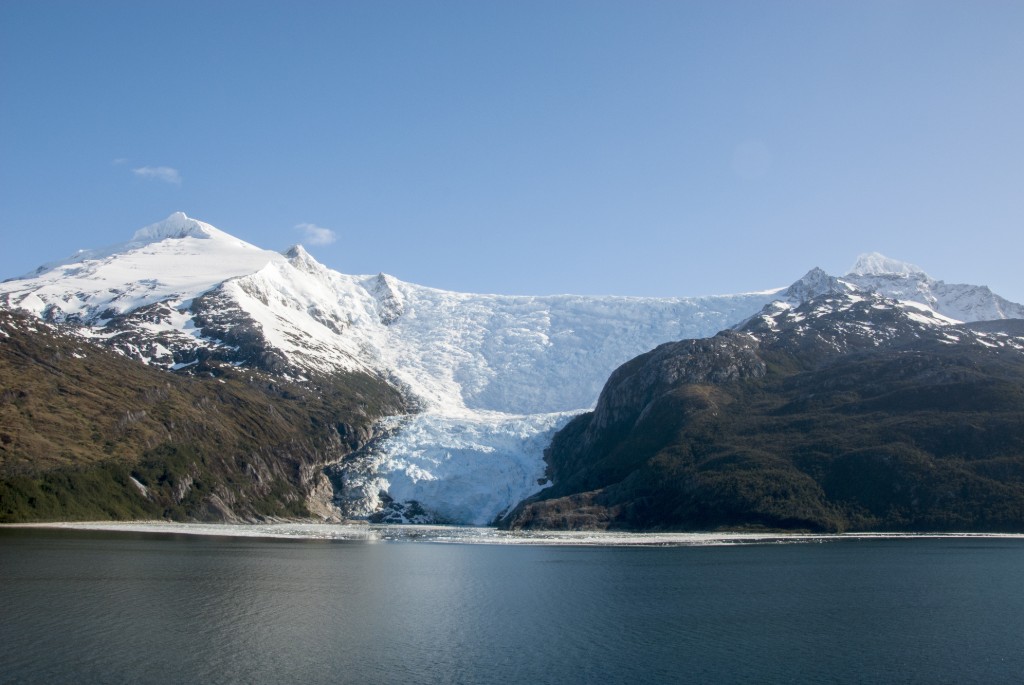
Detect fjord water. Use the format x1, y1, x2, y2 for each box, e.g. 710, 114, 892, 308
2, 530, 1023, 684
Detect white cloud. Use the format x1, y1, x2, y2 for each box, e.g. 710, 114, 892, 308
295, 222, 337, 245
132, 166, 182, 185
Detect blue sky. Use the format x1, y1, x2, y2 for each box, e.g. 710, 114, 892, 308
2, 1, 1022, 302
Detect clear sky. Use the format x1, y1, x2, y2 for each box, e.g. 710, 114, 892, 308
2, 1, 1022, 302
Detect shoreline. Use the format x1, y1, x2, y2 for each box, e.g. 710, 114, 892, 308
5, 520, 1024, 546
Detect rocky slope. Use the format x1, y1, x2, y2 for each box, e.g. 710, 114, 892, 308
0, 309, 406, 522
500, 294, 1024, 532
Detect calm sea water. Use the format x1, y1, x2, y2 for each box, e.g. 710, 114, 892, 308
1, 529, 1023, 684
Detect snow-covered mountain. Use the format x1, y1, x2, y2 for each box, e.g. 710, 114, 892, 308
3, 213, 1021, 524
843, 252, 1024, 322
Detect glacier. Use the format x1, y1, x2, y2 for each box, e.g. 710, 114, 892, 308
3, 213, 1022, 525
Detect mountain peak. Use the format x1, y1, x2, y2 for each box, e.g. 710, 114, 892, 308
283, 244, 310, 260
847, 252, 926, 278
367, 272, 405, 325
782, 267, 853, 302
131, 212, 214, 243
284, 243, 329, 276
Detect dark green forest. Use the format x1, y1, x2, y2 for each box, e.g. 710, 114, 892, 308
502, 302, 1024, 532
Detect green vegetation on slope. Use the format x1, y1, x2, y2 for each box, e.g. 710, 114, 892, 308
502, 324, 1024, 533
0, 310, 406, 522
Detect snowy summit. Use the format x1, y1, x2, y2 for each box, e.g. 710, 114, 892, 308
131, 211, 217, 242
847, 252, 926, 277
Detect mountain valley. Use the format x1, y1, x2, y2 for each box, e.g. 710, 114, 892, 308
2, 213, 1023, 529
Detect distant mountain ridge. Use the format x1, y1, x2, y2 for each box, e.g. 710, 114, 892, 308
3, 213, 1023, 524
843, 252, 1024, 322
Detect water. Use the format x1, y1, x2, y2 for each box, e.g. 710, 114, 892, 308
2, 529, 1023, 684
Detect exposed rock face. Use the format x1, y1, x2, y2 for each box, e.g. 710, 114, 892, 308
500, 294, 1024, 533
588, 335, 766, 435
367, 273, 406, 326
542, 334, 768, 500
